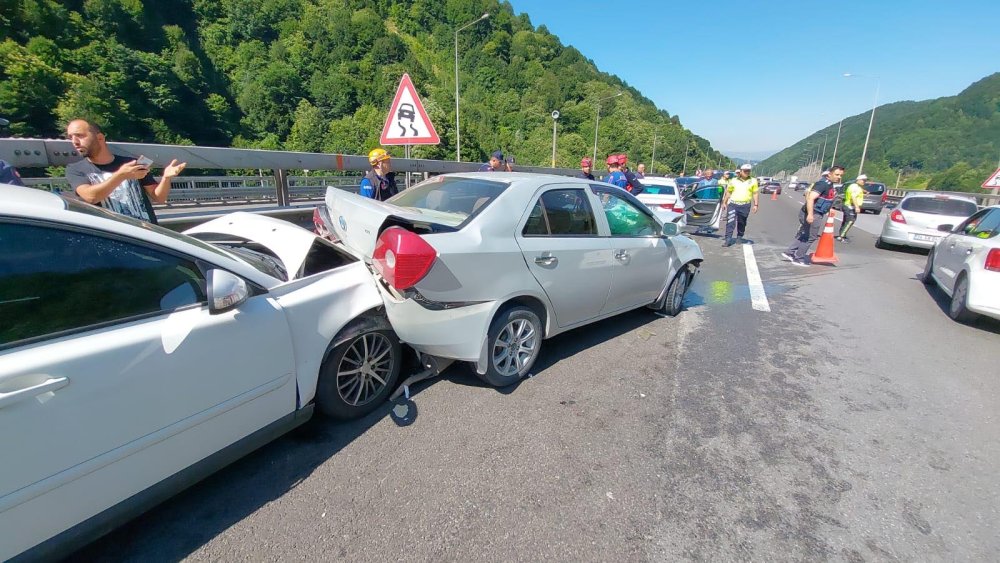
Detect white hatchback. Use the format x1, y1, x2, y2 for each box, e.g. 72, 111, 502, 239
322, 173, 703, 388
0, 185, 401, 560
922, 205, 1000, 322
635, 176, 687, 227
878, 193, 979, 249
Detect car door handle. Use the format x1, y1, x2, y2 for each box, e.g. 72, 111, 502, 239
615, 250, 630, 261
0, 376, 70, 409
534, 254, 557, 266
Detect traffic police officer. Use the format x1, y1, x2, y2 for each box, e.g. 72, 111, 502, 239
720, 163, 759, 247
837, 173, 866, 241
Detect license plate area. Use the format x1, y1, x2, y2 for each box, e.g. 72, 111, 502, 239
913, 234, 938, 242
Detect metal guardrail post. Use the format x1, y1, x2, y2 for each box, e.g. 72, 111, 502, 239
273, 169, 289, 207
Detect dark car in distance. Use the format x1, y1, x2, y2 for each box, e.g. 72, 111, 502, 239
760, 181, 782, 195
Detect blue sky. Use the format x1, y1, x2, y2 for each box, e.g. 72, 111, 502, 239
507, 0, 1000, 158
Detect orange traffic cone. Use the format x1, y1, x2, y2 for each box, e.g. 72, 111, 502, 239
771, 189, 778, 201
810, 212, 839, 264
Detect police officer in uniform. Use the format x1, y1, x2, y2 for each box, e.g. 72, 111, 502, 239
783, 165, 844, 266
359, 148, 398, 201
720, 163, 759, 247
837, 174, 866, 241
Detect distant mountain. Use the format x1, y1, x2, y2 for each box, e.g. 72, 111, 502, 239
759, 73, 1000, 191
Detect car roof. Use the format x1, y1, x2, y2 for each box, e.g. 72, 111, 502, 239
0, 182, 67, 212
900, 192, 977, 202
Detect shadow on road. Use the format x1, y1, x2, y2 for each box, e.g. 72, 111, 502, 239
917, 275, 1000, 334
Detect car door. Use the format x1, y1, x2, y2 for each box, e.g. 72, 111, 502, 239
515, 185, 613, 328
683, 186, 723, 227
0, 220, 296, 559
589, 185, 671, 314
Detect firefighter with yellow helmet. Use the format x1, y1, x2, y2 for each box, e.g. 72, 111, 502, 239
360, 148, 398, 201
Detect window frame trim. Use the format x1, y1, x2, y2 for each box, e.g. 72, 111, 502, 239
519, 186, 602, 238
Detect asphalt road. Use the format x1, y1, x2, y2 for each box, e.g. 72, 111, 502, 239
71, 191, 1000, 562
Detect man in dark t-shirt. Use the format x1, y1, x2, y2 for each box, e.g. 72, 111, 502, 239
65, 119, 187, 224
782, 165, 844, 266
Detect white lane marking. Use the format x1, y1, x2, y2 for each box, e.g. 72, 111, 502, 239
743, 244, 771, 312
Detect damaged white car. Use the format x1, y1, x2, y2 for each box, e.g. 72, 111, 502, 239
0, 184, 400, 561
320, 172, 703, 388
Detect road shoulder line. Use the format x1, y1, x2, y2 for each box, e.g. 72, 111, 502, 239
743, 244, 771, 312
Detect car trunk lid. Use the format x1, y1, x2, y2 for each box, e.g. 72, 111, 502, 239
324, 188, 442, 260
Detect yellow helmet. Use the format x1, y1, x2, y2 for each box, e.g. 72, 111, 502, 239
368, 148, 390, 165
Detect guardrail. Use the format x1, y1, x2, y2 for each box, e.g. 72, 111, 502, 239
1, 137, 586, 206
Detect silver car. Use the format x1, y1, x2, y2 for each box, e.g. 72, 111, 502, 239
877, 193, 979, 250
322, 173, 703, 387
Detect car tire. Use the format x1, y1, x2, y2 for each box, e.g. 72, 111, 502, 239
316, 329, 401, 420
477, 306, 542, 387
875, 236, 888, 249
948, 274, 978, 324
922, 251, 935, 285
875, 208, 882, 215
662, 268, 691, 317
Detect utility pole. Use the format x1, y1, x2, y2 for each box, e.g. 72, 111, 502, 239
650, 129, 657, 174
830, 119, 843, 167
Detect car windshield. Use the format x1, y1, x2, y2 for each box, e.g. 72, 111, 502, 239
901, 197, 978, 216
640, 184, 676, 195
386, 176, 510, 227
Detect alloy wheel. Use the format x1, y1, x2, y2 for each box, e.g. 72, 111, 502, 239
492, 318, 539, 377
336, 333, 395, 407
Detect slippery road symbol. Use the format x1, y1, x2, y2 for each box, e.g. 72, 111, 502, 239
397, 103, 418, 137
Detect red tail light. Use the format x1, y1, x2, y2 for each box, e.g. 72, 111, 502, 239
372, 227, 437, 290
890, 209, 906, 224
312, 207, 337, 241
672, 203, 685, 213
986, 249, 1000, 272
880, 192, 888, 203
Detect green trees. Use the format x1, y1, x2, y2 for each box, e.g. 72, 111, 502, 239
1, 0, 732, 172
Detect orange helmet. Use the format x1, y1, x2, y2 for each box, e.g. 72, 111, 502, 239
617, 154, 628, 166
606, 155, 618, 166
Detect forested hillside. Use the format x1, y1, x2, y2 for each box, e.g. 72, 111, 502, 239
760, 73, 1000, 192
0, 0, 730, 172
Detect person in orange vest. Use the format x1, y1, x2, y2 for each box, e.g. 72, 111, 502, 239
782, 165, 844, 266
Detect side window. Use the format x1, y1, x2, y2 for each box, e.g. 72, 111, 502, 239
589, 186, 660, 237
957, 209, 992, 236
966, 209, 1000, 239
0, 222, 207, 348
692, 187, 721, 200
521, 189, 597, 236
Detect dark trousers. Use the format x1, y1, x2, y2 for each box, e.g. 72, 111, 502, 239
839, 208, 857, 237
725, 202, 751, 240
786, 208, 826, 260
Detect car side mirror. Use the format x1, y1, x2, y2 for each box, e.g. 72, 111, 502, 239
937, 224, 954, 233
207, 269, 249, 314
661, 222, 679, 237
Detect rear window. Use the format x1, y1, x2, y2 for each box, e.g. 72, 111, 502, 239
900, 196, 978, 216
387, 176, 510, 227
865, 183, 886, 194
641, 184, 676, 195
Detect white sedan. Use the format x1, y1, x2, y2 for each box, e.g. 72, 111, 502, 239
922, 205, 1000, 322
0, 184, 401, 561
634, 176, 687, 227
878, 193, 979, 249
322, 173, 703, 388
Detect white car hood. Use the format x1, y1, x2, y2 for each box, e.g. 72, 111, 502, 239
324, 187, 432, 259
184, 212, 316, 279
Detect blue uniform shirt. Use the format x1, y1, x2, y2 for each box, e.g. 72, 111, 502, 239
606, 170, 628, 189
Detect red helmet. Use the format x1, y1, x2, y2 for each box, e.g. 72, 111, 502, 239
581, 157, 592, 167
606, 155, 618, 166
617, 154, 628, 166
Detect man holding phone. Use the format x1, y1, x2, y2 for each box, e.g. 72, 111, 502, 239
65, 119, 187, 223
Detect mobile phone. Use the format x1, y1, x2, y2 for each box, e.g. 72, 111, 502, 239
136, 155, 153, 167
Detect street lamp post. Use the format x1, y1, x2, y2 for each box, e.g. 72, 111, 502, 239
682, 139, 690, 175
844, 73, 880, 176
551, 110, 560, 168
650, 128, 658, 174
454, 12, 489, 162
830, 119, 843, 167
592, 92, 623, 164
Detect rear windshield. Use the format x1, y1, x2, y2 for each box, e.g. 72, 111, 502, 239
901, 197, 977, 216
386, 176, 510, 227
641, 184, 676, 195
865, 183, 886, 194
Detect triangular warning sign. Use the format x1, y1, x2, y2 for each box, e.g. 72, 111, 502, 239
981, 166, 1000, 189
380, 73, 440, 145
